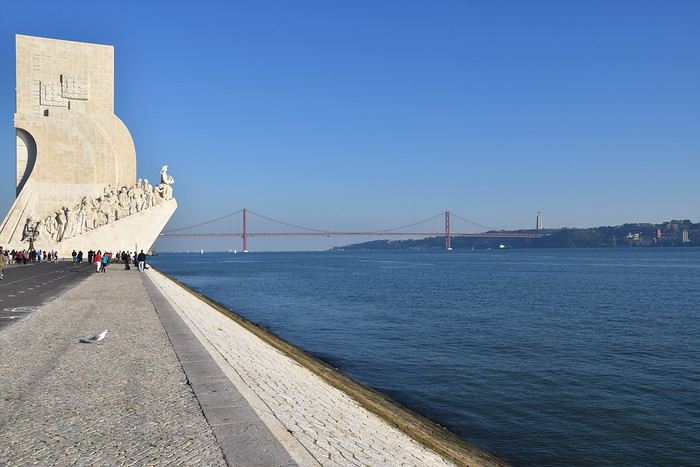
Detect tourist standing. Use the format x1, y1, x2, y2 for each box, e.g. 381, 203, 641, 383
137, 250, 146, 272
95, 251, 102, 272
101, 252, 109, 273
0, 247, 5, 280
88, 250, 94, 264
71, 250, 77, 263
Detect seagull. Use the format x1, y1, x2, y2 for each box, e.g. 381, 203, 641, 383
79, 330, 108, 344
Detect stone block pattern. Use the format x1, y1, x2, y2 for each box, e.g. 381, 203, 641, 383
0, 270, 225, 466
150, 271, 456, 467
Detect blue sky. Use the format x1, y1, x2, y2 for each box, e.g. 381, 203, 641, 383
0, 1, 698, 250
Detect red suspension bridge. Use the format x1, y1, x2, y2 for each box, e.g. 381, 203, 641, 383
159, 209, 547, 251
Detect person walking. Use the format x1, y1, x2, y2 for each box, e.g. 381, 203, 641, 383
0, 246, 5, 280
94, 250, 102, 272
137, 250, 146, 272
71, 250, 77, 263
101, 252, 109, 273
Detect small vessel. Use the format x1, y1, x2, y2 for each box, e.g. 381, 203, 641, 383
200, 248, 205, 254
234, 249, 237, 254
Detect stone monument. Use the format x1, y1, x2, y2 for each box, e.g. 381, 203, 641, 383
0, 35, 176, 255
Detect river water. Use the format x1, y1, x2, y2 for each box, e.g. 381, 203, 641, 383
150, 249, 699, 466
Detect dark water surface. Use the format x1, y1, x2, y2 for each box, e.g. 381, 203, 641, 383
150, 249, 700, 466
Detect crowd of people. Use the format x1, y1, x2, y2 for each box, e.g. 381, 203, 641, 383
0, 245, 149, 280
0, 248, 60, 265
74, 249, 149, 273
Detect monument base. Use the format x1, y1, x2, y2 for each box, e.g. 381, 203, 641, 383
3, 199, 177, 257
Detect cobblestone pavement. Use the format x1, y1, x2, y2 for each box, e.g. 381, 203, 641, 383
0, 269, 226, 466
149, 270, 456, 467
0, 262, 93, 330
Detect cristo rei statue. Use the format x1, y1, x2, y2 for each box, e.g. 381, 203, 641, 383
0, 35, 177, 255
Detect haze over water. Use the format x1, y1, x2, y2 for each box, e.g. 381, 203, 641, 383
151, 248, 700, 465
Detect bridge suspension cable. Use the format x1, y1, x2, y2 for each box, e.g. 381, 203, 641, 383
246, 209, 343, 234
162, 209, 243, 234
450, 212, 495, 232
373, 212, 445, 233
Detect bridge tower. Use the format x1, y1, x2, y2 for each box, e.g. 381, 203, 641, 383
242, 208, 248, 253
445, 210, 452, 251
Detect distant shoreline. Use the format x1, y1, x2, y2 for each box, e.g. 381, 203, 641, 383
334, 219, 700, 250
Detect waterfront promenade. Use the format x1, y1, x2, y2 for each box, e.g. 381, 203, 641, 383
0, 266, 503, 466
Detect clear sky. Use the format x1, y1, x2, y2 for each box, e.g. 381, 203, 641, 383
0, 1, 698, 251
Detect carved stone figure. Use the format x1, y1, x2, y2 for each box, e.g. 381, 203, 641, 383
21, 217, 32, 241
63, 207, 77, 239
144, 180, 155, 208
118, 187, 129, 219
134, 183, 145, 212
84, 199, 97, 232
128, 188, 137, 215
43, 214, 57, 240
21, 217, 38, 241
75, 197, 89, 236
111, 193, 120, 221
155, 165, 175, 201
103, 194, 114, 224
95, 197, 106, 227
55, 209, 67, 242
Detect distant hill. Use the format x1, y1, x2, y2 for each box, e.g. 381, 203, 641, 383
333, 220, 700, 250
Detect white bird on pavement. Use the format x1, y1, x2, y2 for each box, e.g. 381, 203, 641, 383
79, 330, 108, 344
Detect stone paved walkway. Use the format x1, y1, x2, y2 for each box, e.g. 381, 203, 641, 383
0, 269, 226, 466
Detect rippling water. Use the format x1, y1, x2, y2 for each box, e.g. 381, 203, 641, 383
150, 249, 700, 466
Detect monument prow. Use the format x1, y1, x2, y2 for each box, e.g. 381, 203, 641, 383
0, 35, 176, 256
